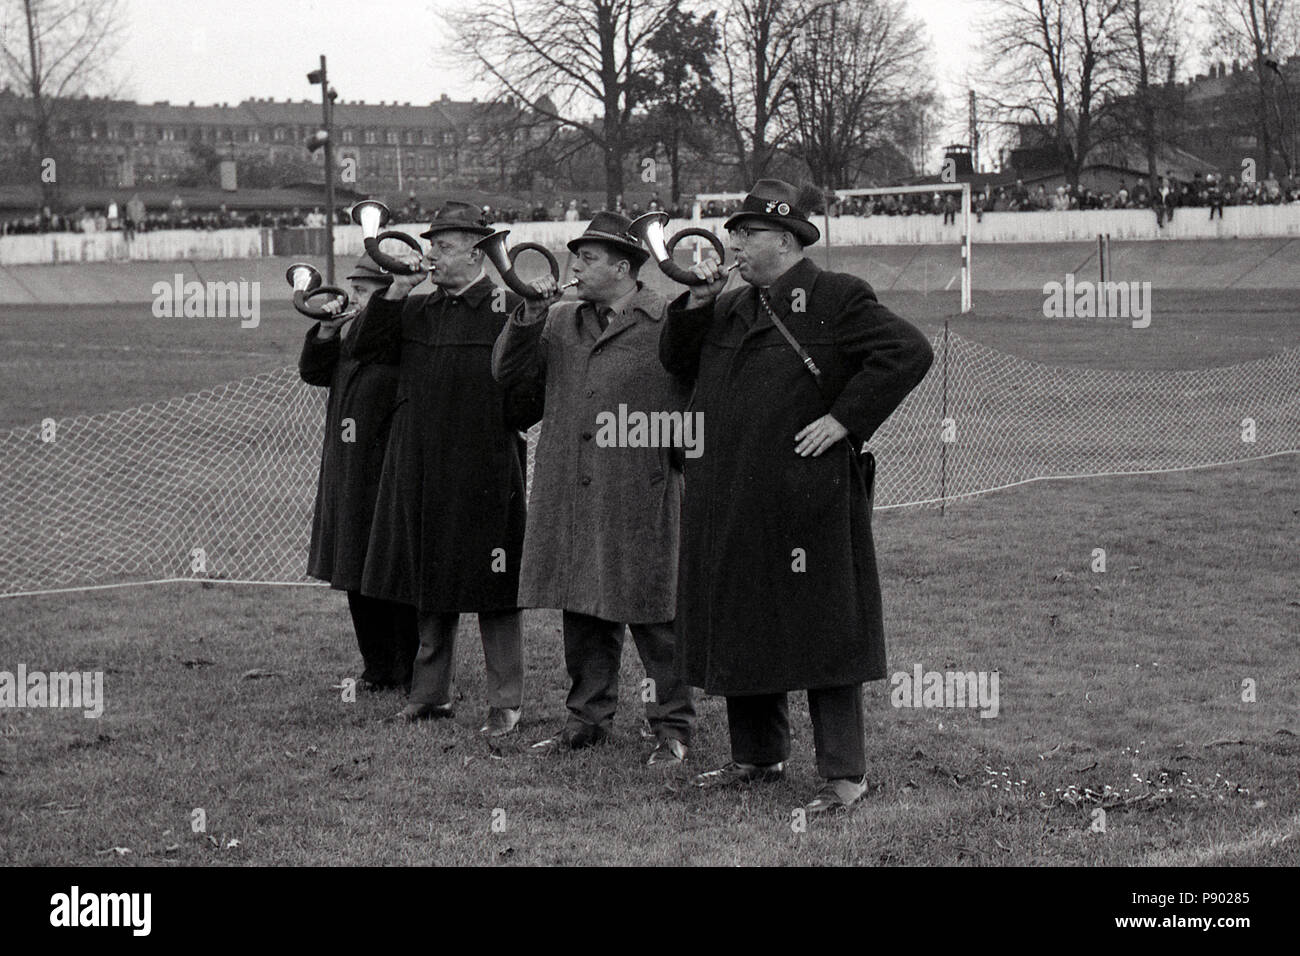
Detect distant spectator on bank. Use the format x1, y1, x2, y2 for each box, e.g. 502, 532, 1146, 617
647, 192, 662, 212
564, 199, 580, 222
1133, 178, 1151, 208
124, 196, 142, 241
579, 198, 591, 219
1155, 175, 1175, 228
403, 192, 422, 223
1207, 174, 1225, 219
941, 192, 957, 225
1012, 178, 1029, 209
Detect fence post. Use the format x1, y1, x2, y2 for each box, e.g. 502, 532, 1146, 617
940, 320, 949, 517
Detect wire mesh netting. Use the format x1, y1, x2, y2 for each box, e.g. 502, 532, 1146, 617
2, 331, 1296, 597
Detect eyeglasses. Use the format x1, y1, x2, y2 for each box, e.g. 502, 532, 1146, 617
728, 225, 782, 241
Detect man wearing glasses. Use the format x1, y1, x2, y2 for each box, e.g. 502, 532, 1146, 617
660, 179, 934, 813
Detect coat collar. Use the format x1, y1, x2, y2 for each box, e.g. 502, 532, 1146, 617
737, 256, 820, 330
762, 256, 820, 313
427, 273, 495, 310
577, 282, 667, 345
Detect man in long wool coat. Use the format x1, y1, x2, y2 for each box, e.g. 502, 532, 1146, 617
491, 212, 696, 766
352, 201, 535, 736
298, 253, 418, 693
660, 180, 934, 812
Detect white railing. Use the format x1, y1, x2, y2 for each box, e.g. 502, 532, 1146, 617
0, 227, 271, 266
7, 204, 1300, 265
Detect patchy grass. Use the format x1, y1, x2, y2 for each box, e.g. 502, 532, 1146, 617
1, 455, 1295, 866
0, 266, 1295, 865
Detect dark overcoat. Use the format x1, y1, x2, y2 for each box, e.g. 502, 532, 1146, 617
491, 284, 689, 623
660, 256, 933, 695
351, 276, 529, 615
297, 316, 400, 591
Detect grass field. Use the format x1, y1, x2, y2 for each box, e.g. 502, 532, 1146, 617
0, 258, 1297, 866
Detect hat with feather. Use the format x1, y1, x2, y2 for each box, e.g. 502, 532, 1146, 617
724, 179, 825, 246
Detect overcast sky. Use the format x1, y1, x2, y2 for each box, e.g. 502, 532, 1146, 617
123, 0, 979, 107
118, 0, 1202, 173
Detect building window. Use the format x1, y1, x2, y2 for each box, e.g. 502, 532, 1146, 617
364, 130, 377, 144
386, 130, 398, 144
273, 127, 285, 141
342, 129, 354, 144
421, 130, 433, 145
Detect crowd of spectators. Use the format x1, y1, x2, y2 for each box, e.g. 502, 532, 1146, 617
0, 199, 345, 236
10, 173, 1300, 237
386, 191, 687, 226
831, 172, 1300, 228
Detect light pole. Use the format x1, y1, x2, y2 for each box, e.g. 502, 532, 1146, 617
307, 56, 338, 283
1265, 56, 1295, 180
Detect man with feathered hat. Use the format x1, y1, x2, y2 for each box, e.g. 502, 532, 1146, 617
660, 180, 934, 812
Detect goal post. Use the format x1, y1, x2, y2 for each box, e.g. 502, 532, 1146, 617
693, 184, 974, 313
835, 183, 973, 313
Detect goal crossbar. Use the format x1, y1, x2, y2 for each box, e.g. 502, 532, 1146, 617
692, 185, 973, 313
836, 184, 973, 313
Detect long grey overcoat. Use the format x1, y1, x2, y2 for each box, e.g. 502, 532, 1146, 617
659, 256, 933, 695
492, 284, 690, 623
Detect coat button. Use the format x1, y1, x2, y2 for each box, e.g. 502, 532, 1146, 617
580, 476, 591, 486
582, 431, 593, 441
586, 389, 594, 398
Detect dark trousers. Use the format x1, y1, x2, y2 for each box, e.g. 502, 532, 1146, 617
346, 591, 418, 688
408, 610, 523, 710
726, 684, 866, 779
561, 611, 696, 744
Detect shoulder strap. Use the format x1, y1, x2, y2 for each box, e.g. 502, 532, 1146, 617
757, 289, 822, 386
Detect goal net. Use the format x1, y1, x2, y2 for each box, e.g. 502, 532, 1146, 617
2, 334, 1296, 597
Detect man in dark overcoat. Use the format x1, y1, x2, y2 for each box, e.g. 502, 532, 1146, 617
351, 201, 532, 737
299, 253, 418, 692
491, 212, 696, 765
660, 180, 934, 812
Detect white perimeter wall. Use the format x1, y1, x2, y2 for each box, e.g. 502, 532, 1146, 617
6, 205, 1300, 265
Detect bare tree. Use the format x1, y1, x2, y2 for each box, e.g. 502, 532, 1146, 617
1112, 0, 1188, 181
1204, 0, 1300, 177
980, 0, 1130, 187
446, 0, 675, 208
718, 0, 833, 185
787, 0, 932, 188
0, 0, 125, 205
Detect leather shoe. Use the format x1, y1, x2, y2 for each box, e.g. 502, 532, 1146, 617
691, 761, 785, 789
480, 706, 521, 738
646, 737, 688, 767
383, 702, 455, 724
529, 724, 609, 754
804, 775, 869, 814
